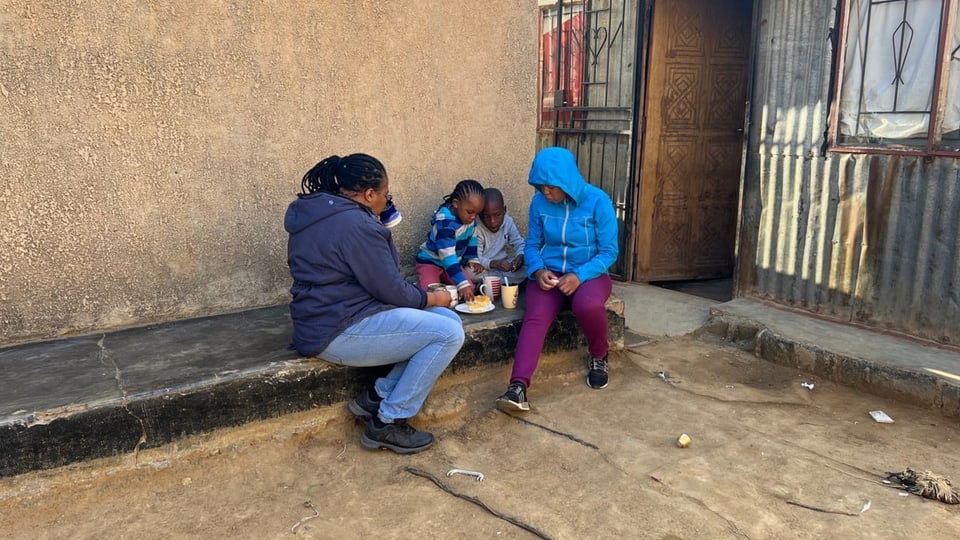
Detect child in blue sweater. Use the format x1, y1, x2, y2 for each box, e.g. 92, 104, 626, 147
416, 179, 485, 303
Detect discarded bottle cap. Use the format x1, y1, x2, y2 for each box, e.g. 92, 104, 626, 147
676, 433, 691, 448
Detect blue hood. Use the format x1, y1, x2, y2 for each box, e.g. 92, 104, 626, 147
527, 147, 588, 204
284, 191, 366, 235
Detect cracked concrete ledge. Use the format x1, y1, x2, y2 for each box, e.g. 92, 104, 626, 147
0, 299, 624, 478
702, 302, 960, 419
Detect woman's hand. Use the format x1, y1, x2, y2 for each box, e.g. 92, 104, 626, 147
535, 269, 560, 291
556, 273, 581, 295
458, 284, 476, 303
427, 289, 452, 308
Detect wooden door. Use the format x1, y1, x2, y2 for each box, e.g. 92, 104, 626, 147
634, 0, 752, 280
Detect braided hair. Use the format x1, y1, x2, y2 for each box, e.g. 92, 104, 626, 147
301, 153, 386, 195
442, 179, 485, 207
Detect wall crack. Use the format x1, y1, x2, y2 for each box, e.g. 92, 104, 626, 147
97, 335, 148, 460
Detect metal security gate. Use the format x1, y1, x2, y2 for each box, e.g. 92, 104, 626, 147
537, 0, 642, 280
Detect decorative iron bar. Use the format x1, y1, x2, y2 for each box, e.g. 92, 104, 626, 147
849, 0, 949, 142
890, 18, 913, 87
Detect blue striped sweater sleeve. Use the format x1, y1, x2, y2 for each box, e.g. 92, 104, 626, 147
433, 218, 468, 285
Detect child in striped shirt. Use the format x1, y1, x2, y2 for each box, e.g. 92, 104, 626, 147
415, 179, 485, 303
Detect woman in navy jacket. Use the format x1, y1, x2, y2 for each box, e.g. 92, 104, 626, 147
496, 147, 619, 413
285, 153, 463, 454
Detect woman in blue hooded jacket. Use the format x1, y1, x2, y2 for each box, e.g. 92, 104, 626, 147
496, 147, 619, 413
286, 153, 464, 454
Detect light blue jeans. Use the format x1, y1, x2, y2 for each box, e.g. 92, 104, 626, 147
318, 307, 465, 422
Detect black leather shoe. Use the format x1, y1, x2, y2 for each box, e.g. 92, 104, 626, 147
347, 387, 382, 421
360, 419, 434, 454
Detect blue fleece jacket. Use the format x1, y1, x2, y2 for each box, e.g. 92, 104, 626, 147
524, 147, 619, 282
285, 191, 428, 356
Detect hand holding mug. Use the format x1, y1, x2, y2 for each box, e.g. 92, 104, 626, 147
427, 289, 452, 308
379, 200, 402, 228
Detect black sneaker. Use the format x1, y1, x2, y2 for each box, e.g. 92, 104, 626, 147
495, 382, 530, 413
587, 355, 609, 389
360, 419, 434, 454
347, 386, 382, 421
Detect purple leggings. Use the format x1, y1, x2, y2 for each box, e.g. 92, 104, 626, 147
511, 274, 612, 388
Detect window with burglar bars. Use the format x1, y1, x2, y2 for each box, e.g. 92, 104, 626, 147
834, 0, 960, 154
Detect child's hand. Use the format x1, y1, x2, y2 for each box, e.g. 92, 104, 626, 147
511, 254, 524, 271
458, 284, 476, 303
468, 262, 484, 274
492, 259, 512, 271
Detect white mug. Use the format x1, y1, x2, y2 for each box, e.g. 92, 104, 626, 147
444, 285, 459, 308
479, 276, 501, 301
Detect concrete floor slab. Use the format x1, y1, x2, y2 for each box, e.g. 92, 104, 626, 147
612, 282, 718, 338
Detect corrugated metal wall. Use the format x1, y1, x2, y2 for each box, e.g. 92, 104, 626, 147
739, 0, 960, 344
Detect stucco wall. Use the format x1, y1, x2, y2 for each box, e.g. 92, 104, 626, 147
0, 0, 539, 345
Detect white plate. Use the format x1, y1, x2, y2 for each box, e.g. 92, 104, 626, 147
455, 303, 495, 314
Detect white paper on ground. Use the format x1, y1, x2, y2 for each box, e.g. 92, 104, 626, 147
869, 410, 894, 423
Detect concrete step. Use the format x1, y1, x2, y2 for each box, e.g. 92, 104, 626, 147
702, 298, 960, 418
610, 282, 960, 421
0, 298, 624, 478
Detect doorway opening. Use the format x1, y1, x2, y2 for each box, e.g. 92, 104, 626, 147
650, 277, 734, 303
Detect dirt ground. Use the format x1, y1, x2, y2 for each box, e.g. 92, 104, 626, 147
1, 334, 958, 539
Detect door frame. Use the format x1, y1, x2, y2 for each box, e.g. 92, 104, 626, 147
731, 0, 762, 298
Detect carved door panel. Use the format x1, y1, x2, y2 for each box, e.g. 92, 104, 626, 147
634, 0, 752, 280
